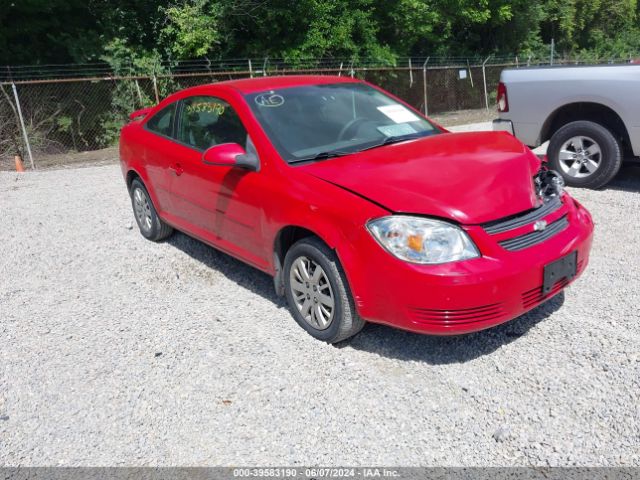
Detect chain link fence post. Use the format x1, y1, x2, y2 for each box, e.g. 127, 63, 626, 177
152, 74, 160, 104
134, 79, 144, 108
422, 57, 430, 116
482, 56, 491, 111
11, 83, 35, 169
408, 58, 413, 88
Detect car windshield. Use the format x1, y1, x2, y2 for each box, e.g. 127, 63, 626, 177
245, 83, 440, 163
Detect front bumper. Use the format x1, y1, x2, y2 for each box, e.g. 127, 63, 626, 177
493, 118, 514, 135
341, 195, 594, 335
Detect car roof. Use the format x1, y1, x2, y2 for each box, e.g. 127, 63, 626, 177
181, 75, 362, 96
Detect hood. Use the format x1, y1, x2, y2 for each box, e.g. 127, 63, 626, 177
301, 131, 541, 224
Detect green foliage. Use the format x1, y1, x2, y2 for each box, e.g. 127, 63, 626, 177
55, 116, 73, 133
162, 0, 224, 58
1, 0, 639, 67
538, 0, 639, 54
275, 0, 394, 61
95, 112, 127, 148
98, 39, 178, 147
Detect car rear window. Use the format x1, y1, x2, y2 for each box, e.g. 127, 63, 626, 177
146, 103, 175, 137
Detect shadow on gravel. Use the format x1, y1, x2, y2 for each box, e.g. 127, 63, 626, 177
341, 292, 565, 364
167, 232, 287, 308
604, 163, 640, 193
167, 230, 566, 364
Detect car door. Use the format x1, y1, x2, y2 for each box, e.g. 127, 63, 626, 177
169, 95, 269, 269
141, 102, 179, 213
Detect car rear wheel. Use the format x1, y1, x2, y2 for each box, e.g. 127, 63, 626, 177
283, 237, 364, 343
547, 120, 622, 189
130, 178, 173, 241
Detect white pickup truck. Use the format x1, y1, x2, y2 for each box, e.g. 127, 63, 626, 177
493, 64, 640, 188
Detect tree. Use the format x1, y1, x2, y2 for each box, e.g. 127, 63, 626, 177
161, 0, 224, 58
1, 0, 639, 66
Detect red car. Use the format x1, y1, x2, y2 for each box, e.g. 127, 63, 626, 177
120, 75, 594, 343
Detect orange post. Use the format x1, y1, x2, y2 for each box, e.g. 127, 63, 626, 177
14, 155, 25, 173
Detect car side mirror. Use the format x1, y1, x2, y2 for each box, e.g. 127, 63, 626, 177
202, 143, 259, 171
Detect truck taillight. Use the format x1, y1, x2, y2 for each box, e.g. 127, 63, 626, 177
497, 82, 509, 112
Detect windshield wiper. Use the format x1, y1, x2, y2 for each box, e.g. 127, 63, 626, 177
289, 150, 353, 164
288, 132, 434, 164
359, 132, 429, 152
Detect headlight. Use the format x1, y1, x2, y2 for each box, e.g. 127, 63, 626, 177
367, 216, 480, 264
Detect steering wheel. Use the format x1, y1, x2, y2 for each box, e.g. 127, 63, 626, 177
338, 117, 371, 141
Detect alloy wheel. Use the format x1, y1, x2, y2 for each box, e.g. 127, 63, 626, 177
558, 136, 602, 179
289, 256, 335, 330
133, 187, 153, 233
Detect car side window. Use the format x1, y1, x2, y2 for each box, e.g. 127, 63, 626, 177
146, 103, 175, 137
177, 96, 248, 151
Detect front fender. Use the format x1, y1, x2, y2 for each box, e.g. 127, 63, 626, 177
266, 171, 389, 311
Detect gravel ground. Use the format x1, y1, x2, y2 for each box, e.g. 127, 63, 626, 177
431, 108, 496, 127
1, 162, 639, 467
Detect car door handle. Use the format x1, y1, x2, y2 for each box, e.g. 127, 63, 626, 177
170, 163, 184, 176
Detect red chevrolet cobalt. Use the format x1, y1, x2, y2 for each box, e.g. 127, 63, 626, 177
120, 75, 594, 343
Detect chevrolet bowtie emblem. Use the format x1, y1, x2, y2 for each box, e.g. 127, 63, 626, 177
534, 220, 548, 231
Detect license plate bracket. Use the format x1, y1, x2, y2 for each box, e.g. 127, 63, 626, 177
543, 251, 577, 295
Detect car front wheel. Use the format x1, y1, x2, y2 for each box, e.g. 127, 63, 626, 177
283, 237, 364, 343
547, 120, 622, 189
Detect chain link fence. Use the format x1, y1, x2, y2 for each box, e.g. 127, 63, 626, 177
1, 55, 636, 170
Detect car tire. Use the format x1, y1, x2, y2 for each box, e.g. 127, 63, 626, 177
547, 120, 622, 189
129, 178, 173, 241
283, 237, 365, 343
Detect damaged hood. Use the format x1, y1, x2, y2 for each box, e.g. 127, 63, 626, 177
301, 131, 541, 224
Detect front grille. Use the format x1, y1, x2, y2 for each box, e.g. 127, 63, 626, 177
482, 197, 561, 234
498, 215, 569, 251
409, 303, 505, 326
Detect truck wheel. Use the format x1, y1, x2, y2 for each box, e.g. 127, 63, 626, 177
283, 237, 365, 344
547, 120, 622, 189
